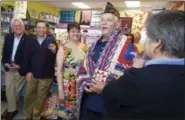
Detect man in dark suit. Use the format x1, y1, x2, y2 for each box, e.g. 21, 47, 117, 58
2, 18, 29, 119
90, 10, 185, 120
23, 20, 58, 120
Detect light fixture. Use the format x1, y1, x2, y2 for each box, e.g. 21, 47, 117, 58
71, 2, 90, 9
125, 1, 140, 8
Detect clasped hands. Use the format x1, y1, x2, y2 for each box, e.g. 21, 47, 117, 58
85, 80, 106, 94
5, 63, 20, 71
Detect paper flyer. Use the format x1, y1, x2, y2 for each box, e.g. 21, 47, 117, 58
14, 1, 27, 19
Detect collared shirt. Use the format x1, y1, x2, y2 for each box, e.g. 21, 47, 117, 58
11, 34, 23, 62
145, 58, 184, 66
37, 35, 46, 45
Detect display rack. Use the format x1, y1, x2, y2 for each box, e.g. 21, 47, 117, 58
1, 5, 14, 56
1, 4, 14, 89
1, 11, 13, 37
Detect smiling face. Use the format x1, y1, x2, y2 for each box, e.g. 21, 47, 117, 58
12, 20, 24, 36
100, 13, 119, 37
68, 28, 81, 42
36, 22, 47, 37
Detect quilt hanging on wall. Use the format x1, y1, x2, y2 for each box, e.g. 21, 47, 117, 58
80, 11, 92, 25
60, 10, 75, 23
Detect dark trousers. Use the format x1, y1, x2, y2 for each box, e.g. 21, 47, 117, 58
80, 108, 105, 120
79, 92, 110, 120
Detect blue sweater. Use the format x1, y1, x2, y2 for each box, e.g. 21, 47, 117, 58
24, 36, 57, 79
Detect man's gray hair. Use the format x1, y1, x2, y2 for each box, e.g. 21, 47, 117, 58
11, 17, 25, 28
145, 10, 185, 58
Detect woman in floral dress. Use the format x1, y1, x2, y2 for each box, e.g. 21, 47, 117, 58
42, 22, 86, 120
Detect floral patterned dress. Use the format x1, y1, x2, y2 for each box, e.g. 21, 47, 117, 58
42, 42, 86, 120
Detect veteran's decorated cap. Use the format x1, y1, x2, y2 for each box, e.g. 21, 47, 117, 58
104, 2, 120, 18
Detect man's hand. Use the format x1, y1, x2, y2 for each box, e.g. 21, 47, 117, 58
48, 43, 57, 53
11, 63, 20, 70
133, 57, 145, 68
4, 63, 11, 68
85, 86, 93, 93
26, 72, 33, 81
4, 63, 17, 71
84, 83, 94, 93
4, 63, 12, 70
90, 81, 106, 94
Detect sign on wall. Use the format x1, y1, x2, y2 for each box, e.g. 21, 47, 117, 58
13, 1, 27, 19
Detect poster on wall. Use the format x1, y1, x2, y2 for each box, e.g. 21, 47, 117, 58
13, 1, 27, 19
80, 11, 92, 25
120, 17, 133, 35
60, 11, 75, 23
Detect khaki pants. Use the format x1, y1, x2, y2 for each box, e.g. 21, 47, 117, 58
24, 78, 52, 120
5, 71, 25, 112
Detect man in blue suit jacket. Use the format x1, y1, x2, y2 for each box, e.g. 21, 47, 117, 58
2, 18, 29, 120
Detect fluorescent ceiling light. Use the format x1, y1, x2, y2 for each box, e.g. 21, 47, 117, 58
80, 25, 90, 28
125, 1, 140, 8
72, 2, 90, 9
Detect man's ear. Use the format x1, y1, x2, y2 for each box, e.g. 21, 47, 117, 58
153, 40, 162, 54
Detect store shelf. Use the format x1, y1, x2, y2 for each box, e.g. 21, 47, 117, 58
1, 10, 12, 38
1, 12, 13, 16
1, 32, 8, 34
1, 21, 11, 24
